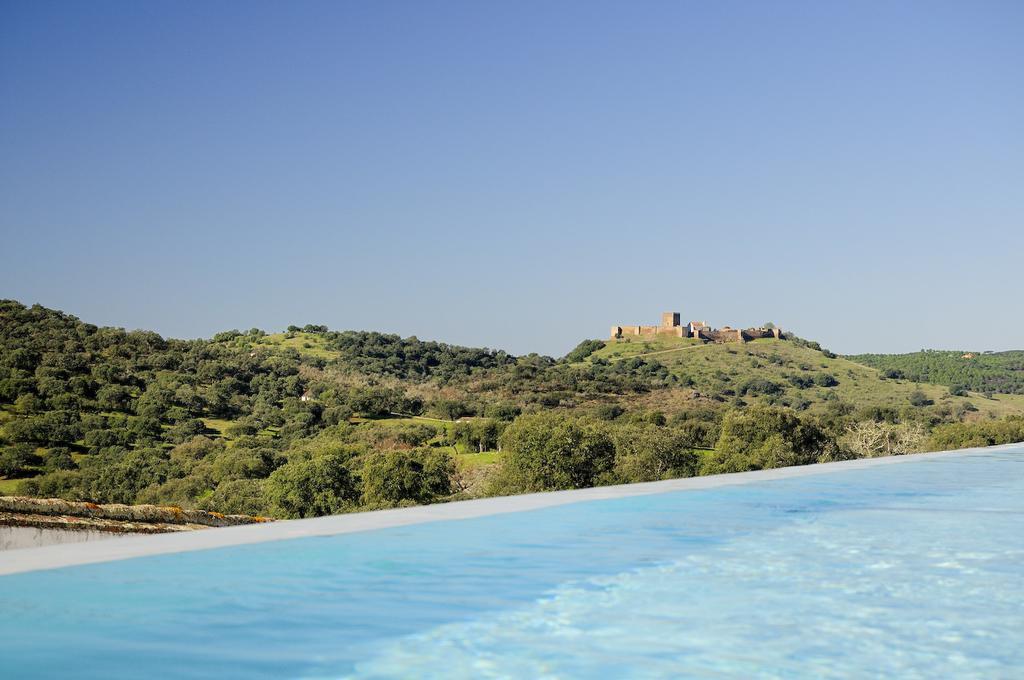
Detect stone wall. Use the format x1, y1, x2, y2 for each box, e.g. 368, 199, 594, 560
0, 496, 273, 550
611, 313, 783, 343
611, 324, 685, 339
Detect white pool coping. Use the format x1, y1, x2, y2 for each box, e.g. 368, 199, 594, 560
1, 443, 1020, 576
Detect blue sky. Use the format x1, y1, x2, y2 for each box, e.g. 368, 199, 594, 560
2, 1, 1022, 356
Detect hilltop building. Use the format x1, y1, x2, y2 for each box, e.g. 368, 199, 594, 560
611, 312, 783, 343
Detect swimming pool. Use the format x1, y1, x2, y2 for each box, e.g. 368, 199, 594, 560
1, 446, 1022, 678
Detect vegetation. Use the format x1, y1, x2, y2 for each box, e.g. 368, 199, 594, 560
2, 299, 1023, 519
848, 350, 1024, 395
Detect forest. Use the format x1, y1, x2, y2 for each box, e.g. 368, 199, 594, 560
848, 350, 1024, 395
2, 300, 1023, 518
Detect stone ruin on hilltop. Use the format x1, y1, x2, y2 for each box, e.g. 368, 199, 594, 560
611, 311, 783, 343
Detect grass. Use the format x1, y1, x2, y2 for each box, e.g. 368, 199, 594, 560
0, 478, 24, 495
589, 336, 702, 362
202, 418, 236, 437
458, 451, 503, 467
252, 332, 341, 360
599, 337, 1024, 420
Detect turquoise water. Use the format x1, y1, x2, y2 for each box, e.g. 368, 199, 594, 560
1, 448, 1022, 678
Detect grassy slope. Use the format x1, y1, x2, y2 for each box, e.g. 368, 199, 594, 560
252, 332, 341, 360
592, 337, 1024, 419
590, 335, 703, 361
0, 478, 22, 494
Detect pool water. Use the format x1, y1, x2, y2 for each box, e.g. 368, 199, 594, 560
1, 448, 1022, 678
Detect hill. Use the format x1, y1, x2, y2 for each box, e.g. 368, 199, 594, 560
583, 336, 1024, 419
846, 350, 1024, 395
2, 300, 1023, 517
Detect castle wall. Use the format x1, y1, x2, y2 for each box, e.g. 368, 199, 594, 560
701, 328, 781, 343
612, 325, 687, 338
613, 314, 782, 342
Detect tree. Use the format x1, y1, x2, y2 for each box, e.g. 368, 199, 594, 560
703, 407, 833, 474
841, 420, 925, 457
265, 451, 359, 518
611, 424, 700, 483
493, 414, 615, 493
430, 399, 474, 421
96, 384, 132, 411
169, 419, 209, 444
360, 449, 455, 507
199, 479, 269, 516
14, 393, 43, 413
88, 447, 171, 504
211, 447, 276, 482
453, 419, 502, 453
563, 339, 606, 363
0, 443, 38, 478
43, 447, 77, 472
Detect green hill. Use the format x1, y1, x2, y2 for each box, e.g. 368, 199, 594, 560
846, 350, 1024, 395
2, 300, 1023, 518
586, 336, 1024, 420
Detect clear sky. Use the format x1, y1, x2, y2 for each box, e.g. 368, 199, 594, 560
1, 1, 1022, 357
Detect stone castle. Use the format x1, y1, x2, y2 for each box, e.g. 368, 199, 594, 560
611, 312, 783, 343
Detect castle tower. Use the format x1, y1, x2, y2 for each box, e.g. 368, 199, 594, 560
661, 312, 681, 328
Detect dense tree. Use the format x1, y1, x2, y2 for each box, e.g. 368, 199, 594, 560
265, 450, 360, 518
563, 339, 606, 363
703, 407, 834, 474
610, 424, 700, 483
0, 443, 38, 478
359, 448, 455, 507
494, 414, 615, 492
928, 417, 1024, 450
850, 350, 1024, 395
452, 419, 503, 453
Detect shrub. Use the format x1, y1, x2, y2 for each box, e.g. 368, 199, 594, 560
563, 339, 606, 363
703, 407, 834, 474
492, 414, 615, 493
909, 390, 933, 407
359, 448, 455, 508
199, 479, 270, 516
611, 424, 700, 483
814, 373, 839, 387
594, 404, 626, 421
928, 416, 1024, 451
740, 378, 785, 397
0, 443, 38, 478
265, 450, 360, 518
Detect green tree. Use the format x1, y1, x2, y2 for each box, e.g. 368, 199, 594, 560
265, 451, 359, 518
43, 447, 77, 472
199, 479, 270, 516
493, 414, 615, 493
0, 443, 38, 478
563, 339, 606, 363
611, 424, 700, 483
703, 407, 833, 474
360, 448, 455, 507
